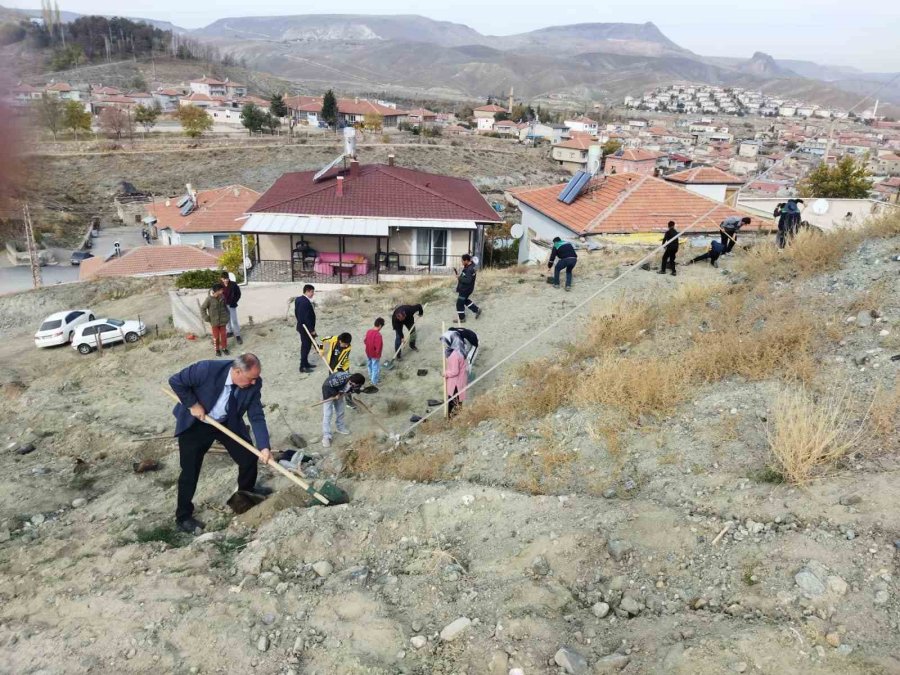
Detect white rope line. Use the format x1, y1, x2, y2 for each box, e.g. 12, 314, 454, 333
393, 198, 729, 438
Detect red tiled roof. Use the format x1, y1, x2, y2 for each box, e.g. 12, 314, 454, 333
12, 83, 40, 93
193, 77, 226, 85
616, 148, 660, 162
408, 107, 437, 118
225, 81, 245, 88
495, 120, 517, 127
95, 96, 135, 105
568, 116, 597, 124
665, 166, 745, 185
284, 95, 321, 109
46, 82, 72, 92
474, 104, 507, 113
510, 173, 770, 235
249, 164, 502, 222
554, 136, 595, 151
149, 185, 260, 234
181, 92, 213, 102
156, 88, 182, 96
81, 246, 223, 280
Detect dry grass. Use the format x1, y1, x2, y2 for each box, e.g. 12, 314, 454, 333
574, 355, 689, 419
846, 278, 891, 315
864, 210, 900, 239
766, 387, 866, 484
342, 435, 452, 482
869, 378, 900, 442
565, 298, 656, 360
741, 228, 863, 282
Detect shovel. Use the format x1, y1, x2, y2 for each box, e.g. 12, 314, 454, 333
163, 388, 340, 506
383, 303, 428, 370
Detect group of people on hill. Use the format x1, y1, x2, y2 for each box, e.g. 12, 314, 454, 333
655, 215, 755, 273
774, 199, 805, 248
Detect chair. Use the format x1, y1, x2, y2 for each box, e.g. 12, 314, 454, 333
386, 251, 400, 270
376, 251, 388, 270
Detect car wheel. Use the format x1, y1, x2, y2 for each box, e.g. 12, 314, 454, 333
77, 343, 92, 354
124, 332, 140, 343
89, 314, 95, 320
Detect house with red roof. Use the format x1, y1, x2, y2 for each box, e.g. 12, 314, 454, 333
240, 158, 503, 283
509, 173, 770, 264
664, 166, 745, 204
473, 103, 507, 133
145, 185, 261, 249
45, 81, 86, 102
604, 148, 661, 176
79, 245, 223, 281
190, 76, 227, 97
494, 119, 518, 136
564, 115, 598, 136
282, 95, 407, 128
407, 108, 437, 126
9, 82, 43, 106
551, 136, 599, 174
153, 87, 183, 111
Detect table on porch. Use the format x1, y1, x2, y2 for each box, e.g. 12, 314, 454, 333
330, 261, 356, 277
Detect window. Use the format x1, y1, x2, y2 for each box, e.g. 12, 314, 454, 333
98, 324, 118, 333
40, 320, 62, 331
65, 311, 83, 323
107, 319, 125, 327
81, 326, 97, 336
213, 235, 230, 249
415, 229, 448, 267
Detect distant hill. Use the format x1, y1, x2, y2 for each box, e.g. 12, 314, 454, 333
0, 4, 187, 33
738, 51, 796, 78
493, 21, 687, 57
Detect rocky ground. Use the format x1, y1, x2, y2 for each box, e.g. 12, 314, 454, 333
0, 232, 899, 674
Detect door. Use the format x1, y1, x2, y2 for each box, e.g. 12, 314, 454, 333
97, 324, 121, 345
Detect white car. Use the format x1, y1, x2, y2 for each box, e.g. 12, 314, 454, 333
71, 318, 146, 354
34, 309, 95, 348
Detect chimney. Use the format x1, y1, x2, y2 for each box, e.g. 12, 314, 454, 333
336, 175, 344, 197
349, 159, 360, 177
387, 154, 395, 167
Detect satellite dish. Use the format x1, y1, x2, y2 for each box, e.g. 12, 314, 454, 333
812, 198, 829, 215
510, 223, 524, 239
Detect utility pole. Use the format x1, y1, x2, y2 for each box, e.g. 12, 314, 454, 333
23, 204, 43, 289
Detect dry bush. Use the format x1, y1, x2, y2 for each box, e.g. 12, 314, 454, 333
574, 355, 689, 419
845, 278, 891, 315
864, 211, 900, 238
512, 359, 572, 417
766, 387, 866, 484
740, 228, 862, 282
663, 280, 726, 323
384, 397, 408, 415
869, 378, 900, 442
566, 299, 656, 360
342, 435, 452, 482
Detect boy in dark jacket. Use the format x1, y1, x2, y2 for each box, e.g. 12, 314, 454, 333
454, 254, 482, 322
294, 285, 316, 373
659, 221, 679, 276
547, 237, 578, 290
321, 372, 365, 448
392, 303, 423, 359
201, 283, 230, 356
220, 271, 242, 345
688, 240, 725, 268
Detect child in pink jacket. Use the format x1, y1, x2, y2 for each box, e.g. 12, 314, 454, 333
443, 345, 468, 416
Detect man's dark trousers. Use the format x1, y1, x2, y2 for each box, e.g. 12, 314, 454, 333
176, 422, 257, 522
661, 248, 677, 273
721, 229, 737, 254
456, 292, 480, 320
300, 334, 313, 369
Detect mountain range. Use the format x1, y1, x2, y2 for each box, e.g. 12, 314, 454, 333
3, 7, 898, 110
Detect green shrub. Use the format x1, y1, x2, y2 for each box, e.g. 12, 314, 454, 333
175, 269, 222, 289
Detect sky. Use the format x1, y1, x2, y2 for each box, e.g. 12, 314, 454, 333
12, 0, 900, 71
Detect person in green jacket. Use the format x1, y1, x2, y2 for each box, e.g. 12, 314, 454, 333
201, 283, 230, 356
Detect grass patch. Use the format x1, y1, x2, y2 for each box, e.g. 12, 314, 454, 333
342, 434, 452, 482
384, 397, 408, 415
574, 355, 689, 419
766, 387, 866, 484
135, 524, 189, 547
749, 465, 785, 484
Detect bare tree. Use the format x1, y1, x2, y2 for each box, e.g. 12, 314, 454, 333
98, 106, 133, 140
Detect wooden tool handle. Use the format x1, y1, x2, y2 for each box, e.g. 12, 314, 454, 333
303, 325, 335, 373
162, 388, 329, 505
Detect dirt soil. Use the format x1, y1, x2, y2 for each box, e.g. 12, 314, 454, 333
1, 237, 899, 675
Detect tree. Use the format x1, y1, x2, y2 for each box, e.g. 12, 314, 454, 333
176, 104, 213, 138
98, 106, 133, 139
798, 156, 873, 199
362, 112, 382, 131
240, 103, 264, 134
321, 89, 338, 129
262, 112, 281, 134
269, 93, 287, 118
219, 234, 255, 279
35, 94, 64, 139
133, 103, 160, 134
494, 110, 510, 122
601, 139, 623, 156
62, 99, 91, 138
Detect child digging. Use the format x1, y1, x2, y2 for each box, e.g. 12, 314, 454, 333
201, 283, 230, 356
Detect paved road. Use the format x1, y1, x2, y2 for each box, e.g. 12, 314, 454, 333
0, 224, 152, 296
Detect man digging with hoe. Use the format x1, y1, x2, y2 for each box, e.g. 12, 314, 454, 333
168, 354, 274, 534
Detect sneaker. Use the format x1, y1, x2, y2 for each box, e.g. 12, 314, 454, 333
176, 517, 205, 534
249, 485, 273, 497
322, 437, 332, 448
346, 400, 357, 410
335, 428, 351, 435
564, 286, 572, 292
658, 269, 666, 274
236, 336, 243, 345
671, 271, 677, 276
215, 349, 222, 357
222, 348, 231, 356
475, 309, 482, 319
409, 344, 418, 352
552, 284, 560, 289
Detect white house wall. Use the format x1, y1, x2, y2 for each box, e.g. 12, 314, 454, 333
684, 184, 726, 203
517, 204, 577, 264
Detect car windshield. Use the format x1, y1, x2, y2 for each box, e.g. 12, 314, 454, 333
39, 320, 62, 330
107, 319, 125, 326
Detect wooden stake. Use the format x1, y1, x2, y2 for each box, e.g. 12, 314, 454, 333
441, 321, 449, 420
162, 388, 330, 505
711, 522, 732, 546
302, 325, 334, 373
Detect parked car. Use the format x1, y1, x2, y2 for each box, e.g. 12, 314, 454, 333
71, 318, 146, 354
71, 250, 94, 265
34, 309, 95, 348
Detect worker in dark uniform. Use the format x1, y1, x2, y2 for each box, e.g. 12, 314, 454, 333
454, 254, 482, 323
719, 216, 751, 254
659, 220, 679, 276
687, 240, 725, 268
547, 237, 578, 290
391, 303, 423, 360
294, 284, 316, 373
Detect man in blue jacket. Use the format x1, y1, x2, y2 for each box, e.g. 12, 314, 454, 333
169, 353, 273, 534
